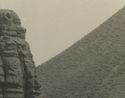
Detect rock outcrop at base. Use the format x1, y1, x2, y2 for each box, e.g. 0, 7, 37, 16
37, 7, 125, 98
0, 9, 41, 98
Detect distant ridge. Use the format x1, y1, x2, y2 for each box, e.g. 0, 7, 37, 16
37, 7, 125, 98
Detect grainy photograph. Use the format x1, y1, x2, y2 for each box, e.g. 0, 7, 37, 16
0, 0, 125, 98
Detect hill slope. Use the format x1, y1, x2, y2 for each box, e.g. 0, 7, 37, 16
37, 7, 125, 98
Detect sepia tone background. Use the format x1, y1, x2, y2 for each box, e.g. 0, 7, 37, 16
0, 0, 125, 66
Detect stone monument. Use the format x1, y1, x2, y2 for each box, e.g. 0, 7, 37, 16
0, 9, 41, 98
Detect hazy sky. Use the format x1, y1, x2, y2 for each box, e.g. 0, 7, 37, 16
0, 0, 125, 66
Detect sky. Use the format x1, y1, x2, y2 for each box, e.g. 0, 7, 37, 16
0, 0, 125, 66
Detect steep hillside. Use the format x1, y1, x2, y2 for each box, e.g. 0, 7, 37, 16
37, 7, 125, 98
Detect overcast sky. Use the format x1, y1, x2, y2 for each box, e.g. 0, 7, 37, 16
0, 0, 125, 66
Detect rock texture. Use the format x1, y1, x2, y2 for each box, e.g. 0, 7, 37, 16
0, 9, 41, 98
37, 7, 125, 98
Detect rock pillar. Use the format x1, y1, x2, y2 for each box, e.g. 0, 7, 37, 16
0, 9, 41, 98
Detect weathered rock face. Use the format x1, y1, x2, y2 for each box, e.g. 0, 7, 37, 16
0, 9, 41, 98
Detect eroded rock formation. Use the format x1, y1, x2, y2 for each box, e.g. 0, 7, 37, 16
0, 9, 41, 98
